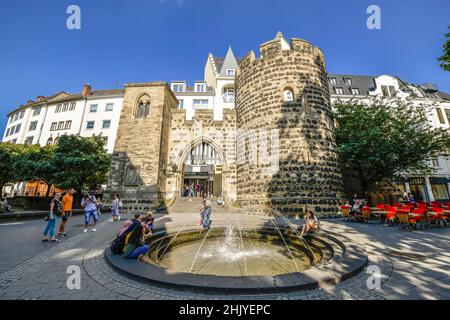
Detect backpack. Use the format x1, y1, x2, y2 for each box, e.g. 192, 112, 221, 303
110, 231, 129, 254
110, 221, 139, 254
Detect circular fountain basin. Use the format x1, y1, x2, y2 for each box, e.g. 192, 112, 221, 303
105, 225, 368, 293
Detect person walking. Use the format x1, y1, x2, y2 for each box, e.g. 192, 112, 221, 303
58, 188, 75, 237
42, 192, 62, 242
111, 193, 122, 222
81, 193, 98, 233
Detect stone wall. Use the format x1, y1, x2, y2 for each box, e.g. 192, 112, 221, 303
105, 82, 178, 213
235, 35, 344, 217
164, 109, 237, 203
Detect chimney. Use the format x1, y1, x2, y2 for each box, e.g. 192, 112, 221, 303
82, 83, 92, 97
27, 99, 34, 104
37, 96, 46, 102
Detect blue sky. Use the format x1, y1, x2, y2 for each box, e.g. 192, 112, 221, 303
0, 0, 449, 134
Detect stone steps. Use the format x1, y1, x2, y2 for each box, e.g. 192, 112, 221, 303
167, 197, 242, 214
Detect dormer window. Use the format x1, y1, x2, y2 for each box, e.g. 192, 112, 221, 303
283, 89, 294, 102
172, 83, 186, 93
330, 78, 337, 86
335, 87, 344, 95
226, 69, 236, 76
195, 83, 206, 93
344, 78, 352, 86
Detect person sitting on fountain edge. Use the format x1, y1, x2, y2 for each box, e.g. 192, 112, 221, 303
123, 222, 150, 261
301, 211, 320, 237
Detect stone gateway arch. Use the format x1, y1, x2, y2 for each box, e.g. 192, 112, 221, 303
106, 33, 343, 217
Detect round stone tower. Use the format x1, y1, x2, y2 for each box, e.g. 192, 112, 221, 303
235, 32, 343, 217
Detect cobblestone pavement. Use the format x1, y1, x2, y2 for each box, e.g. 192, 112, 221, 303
0, 213, 448, 300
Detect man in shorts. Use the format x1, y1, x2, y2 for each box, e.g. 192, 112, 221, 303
58, 188, 75, 237
81, 193, 98, 233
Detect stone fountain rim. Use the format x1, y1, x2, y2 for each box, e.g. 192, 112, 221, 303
104, 226, 368, 294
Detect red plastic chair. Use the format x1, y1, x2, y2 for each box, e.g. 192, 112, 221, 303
376, 204, 386, 210
429, 207, 444, 227
431, 201, 442, 208
393, 203, 403, 208
411, 208, 426, 229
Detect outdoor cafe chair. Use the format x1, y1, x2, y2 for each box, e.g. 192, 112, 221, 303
397, 212, 413, 231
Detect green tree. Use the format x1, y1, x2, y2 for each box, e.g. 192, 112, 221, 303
334, 98, 450, 194
12, 145, 55, 197
0, 143, 28, 195
439, 25, 450, 71
51, 135, 111, 202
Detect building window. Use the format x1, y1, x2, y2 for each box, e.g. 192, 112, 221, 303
14, 124, 21, 134
283, 89, 294, 102
223, 88, 235, 103
335, 87, 344, 95
351, 88, 360, 95
193, 99, 209, 109
330, 78, 337, 86
65, 120, 72, 130
69, 102, 76, 111
50, 122, 57, 131
46, 137, 53, 146
86, 121, 95, 130
100, 136, 108, 146
431, 184, 449, 200
13, 113, 19, 121
344, 78, 352, 86
102, 120, 111, 129
136, 102, 150, 118
29, 121, 38, 131
436, 108, 446, 124
388, 86, 397, 97
226, 69, 236, 76
19, 111, 24, 119
11, 139, 17, 144
55, 104, 62, 113
381, 86, 390, 97
33, 107, 41, 116
105, 103, 114, 112
5, 128, 10, 136
444, 109, 450, 123
25, 136, 34, 146
172, 83, 185, 93
62, 103, 69, 112
178, 99, 184, 109
195, 83, 206, 92
57, 121, 64, 130
90, 104, 98, 113
432, 159, 440, 167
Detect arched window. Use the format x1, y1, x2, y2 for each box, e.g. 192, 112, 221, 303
135, 95, 151, 118
46, 137, 53, 146
283, 89, 294, 102
54, 137, 60, 145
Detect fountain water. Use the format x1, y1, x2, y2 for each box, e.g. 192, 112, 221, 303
272, 210, 315, 257
189, 228, 213, 273
270, 218, 300, 272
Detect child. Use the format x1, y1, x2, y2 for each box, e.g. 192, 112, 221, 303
142, 212, 154, 235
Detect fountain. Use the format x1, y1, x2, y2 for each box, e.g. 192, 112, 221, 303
105, 212, 368, 292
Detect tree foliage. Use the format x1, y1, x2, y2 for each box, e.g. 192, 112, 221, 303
0, 135, 111, 197
51, 135, 111, 193
334, 98, 450, 193
438, 25, 450, 72
0, 143, 29, 193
